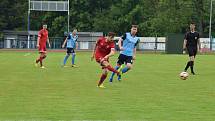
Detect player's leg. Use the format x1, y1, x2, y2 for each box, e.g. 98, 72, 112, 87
190, 48, 197, 75
184, 47, 192, 72
63, 48, 71, 66
122, 63, 132, 74
109, 64, 121, 82
41, 52, 47, 68
109, 54, 124, 82
35, 46, 42, 66
97, 68, 108, 88
40, 46, 47, 68
184, 61, 191, 72
117, 56, 133, 81
117, 63, 132, 81
42, 52, 47, 60
63, 53, 70, 66
39, 52, 45, 68
102, 60, 120, 75
35, 53, 40, 65
121, 56, 133, 74
71, 49, 78, 67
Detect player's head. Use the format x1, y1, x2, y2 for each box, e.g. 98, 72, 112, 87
72, 29, 78, 35
131, 25, 138, 35
107, 32, 115, 42
43, 24, 47, 29
190, 22, 195, 31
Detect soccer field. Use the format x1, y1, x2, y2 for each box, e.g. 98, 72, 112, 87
0, 51, 215, 121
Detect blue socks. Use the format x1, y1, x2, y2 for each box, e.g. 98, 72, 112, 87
109, 66, 130, 82
109, 66, 120, 82
63, 53, 76, 66
63, 54, 70, 65
122, 66, 129, 73
72, 53, 75, 65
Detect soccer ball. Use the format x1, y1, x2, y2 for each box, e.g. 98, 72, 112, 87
179, 72, 189, 80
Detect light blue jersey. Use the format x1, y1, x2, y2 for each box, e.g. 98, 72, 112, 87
120, 32, 139, 56
67, 33, 78, 48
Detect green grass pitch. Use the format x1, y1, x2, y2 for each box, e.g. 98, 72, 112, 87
0, 51, 215, 120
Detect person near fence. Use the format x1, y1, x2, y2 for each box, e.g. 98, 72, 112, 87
35, 24, 51, 68
109, 25, 139, 82
62, 29, 78, 67
91, 32, 121, 88
183, 22, 201, 75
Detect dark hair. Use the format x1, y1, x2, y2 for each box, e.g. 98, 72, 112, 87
132, 25, 138, 28
108, 32, 115, 38
190, 22, 195, 25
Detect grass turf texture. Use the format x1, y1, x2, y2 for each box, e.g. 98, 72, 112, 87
0, 51, 215, 120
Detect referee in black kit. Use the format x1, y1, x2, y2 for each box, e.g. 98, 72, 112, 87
183, 22, 201, 75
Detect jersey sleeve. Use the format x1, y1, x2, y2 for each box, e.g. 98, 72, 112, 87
134, 38, 140, 47
67, 34, 71, 39
121, 34, 127, 40
96, 37, 102, 45
184, 32, 188, 40
38, 30, 42, 37
197, 33, 200, 39
76, 35, 78, 42
47, 31, 49, 38
110, 42, 115, 49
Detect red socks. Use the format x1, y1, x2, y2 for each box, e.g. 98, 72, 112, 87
36, 55, 46, 67
106, 65, 119, 75
98, 74, 107, 86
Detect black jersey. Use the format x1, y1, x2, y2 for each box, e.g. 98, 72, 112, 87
184, 31, 200, 48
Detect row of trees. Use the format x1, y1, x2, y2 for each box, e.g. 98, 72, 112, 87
0, 0, 214, 37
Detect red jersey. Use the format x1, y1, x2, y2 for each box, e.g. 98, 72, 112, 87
95, 37, 115, 59
38, 29, 48, 47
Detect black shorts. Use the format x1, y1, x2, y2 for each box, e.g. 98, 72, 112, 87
67, 48, 75, 54
117, 54, 133, 65
187, 47, 197, 57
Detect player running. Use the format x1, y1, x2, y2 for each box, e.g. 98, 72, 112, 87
109, 25, 140, 82
35, 24, 51, 68
91, 32, 121, 88
183, 22, 201, 75
62, 29, 78, 67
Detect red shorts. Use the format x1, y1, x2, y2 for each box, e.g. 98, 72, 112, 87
38, 45, 47, 53
95, 55, 109, 68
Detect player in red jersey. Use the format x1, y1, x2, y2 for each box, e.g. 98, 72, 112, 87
35, 24, 51, 68
91, 32, 121, 88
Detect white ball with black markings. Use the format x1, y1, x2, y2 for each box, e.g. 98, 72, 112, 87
179, 72, 189, 80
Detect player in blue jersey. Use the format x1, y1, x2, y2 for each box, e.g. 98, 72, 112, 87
109, 25, 139, 82
62, 29, 78, 67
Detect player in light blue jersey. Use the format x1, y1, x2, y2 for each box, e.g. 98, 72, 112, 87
62, 29, 78, 67
109, 25, 139, 82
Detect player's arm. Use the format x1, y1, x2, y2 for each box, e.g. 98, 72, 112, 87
62, 37, 67, 48
91, 40, 98, 61
104, 48, 115, 60
47, 37, 51, 48
133, 39, 139, 60
197, 38, 201, 52
37, 31, 41, 48
118, 34, 126, 50
183, 39, 187, 54
183, 33, 188, 53
37, 37, 40, 48
118, 38, 123, 50
76, 39, 78, 49
197, 33, 201, 52
133, 48, 137, 60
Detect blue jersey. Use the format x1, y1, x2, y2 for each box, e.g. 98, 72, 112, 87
120, 32, 139, 56
66, 33, 78, 48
